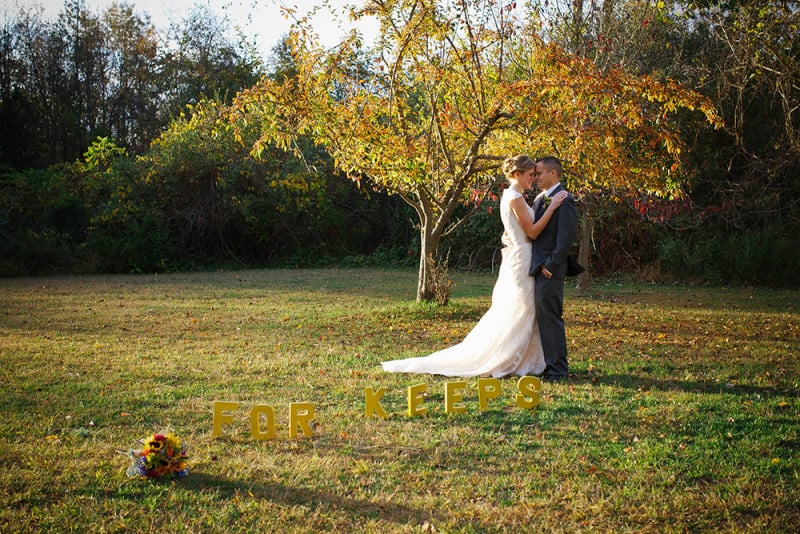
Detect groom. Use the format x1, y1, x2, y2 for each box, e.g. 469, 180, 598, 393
529, 156, 578, 382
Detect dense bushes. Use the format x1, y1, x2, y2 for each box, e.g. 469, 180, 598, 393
2, 132, 797, 288
656, 225, 796, 287
0, 101, 414, 276
0, 168, 87, 275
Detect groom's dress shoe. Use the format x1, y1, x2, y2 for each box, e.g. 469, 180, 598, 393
542, 375, 567, 383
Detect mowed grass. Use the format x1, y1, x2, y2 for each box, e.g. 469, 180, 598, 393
1, 267, 798, 533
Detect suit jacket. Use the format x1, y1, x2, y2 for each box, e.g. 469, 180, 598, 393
529, 184, 578, 279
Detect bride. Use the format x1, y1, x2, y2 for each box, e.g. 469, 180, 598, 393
382, 155, 566, 377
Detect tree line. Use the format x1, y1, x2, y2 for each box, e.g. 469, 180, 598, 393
0, 0, 261, 168
0, 0, 797, 289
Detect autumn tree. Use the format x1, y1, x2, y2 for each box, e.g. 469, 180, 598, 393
524, 0, 692, 285
234, 0, 720, 303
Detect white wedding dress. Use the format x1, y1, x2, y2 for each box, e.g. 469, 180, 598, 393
382, 188, 545, 377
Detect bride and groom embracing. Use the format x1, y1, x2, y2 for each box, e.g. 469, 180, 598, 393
382, 155, 579, 382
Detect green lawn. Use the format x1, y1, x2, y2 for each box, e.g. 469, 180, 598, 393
1, 268, 798, 532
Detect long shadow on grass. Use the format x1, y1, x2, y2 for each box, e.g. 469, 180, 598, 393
181, 472, 442, 525
569, 373, 797, 398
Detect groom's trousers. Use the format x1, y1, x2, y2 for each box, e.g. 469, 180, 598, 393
535, 273, 568, 378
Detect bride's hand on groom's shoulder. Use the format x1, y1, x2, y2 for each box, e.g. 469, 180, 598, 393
550, 191, 568, 209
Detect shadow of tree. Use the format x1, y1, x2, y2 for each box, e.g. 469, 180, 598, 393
567, 372, 798, 398
180, 472, 442, 526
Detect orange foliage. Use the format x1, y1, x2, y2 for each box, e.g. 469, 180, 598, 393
230, 0, 722, 300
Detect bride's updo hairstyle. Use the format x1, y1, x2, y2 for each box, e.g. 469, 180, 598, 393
502, 155, 536, 180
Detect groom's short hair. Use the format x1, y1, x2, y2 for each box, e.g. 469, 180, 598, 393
537, 156, 562, 176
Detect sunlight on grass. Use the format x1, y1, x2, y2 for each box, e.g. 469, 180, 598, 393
1, 268, 798, 532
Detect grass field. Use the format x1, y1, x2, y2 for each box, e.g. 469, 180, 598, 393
1, 268, 798, 532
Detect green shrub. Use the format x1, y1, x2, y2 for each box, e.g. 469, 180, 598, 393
0, 167, 89, 275
656, 225, 797, 287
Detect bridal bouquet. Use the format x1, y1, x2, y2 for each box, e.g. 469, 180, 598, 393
127, 432, 189, 479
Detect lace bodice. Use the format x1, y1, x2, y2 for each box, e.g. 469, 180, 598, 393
500, 188, 534, 248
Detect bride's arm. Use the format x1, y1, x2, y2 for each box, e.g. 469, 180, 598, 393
510, 191, 567, 240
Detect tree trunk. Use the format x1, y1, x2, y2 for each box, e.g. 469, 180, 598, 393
416, 224, 439, 302
576, 204, 592, 290
572, 0, 584, 52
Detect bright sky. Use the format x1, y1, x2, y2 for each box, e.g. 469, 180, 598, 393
1, 0, 378, 58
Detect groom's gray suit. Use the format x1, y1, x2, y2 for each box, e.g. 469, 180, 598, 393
530, 184, 578, 380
